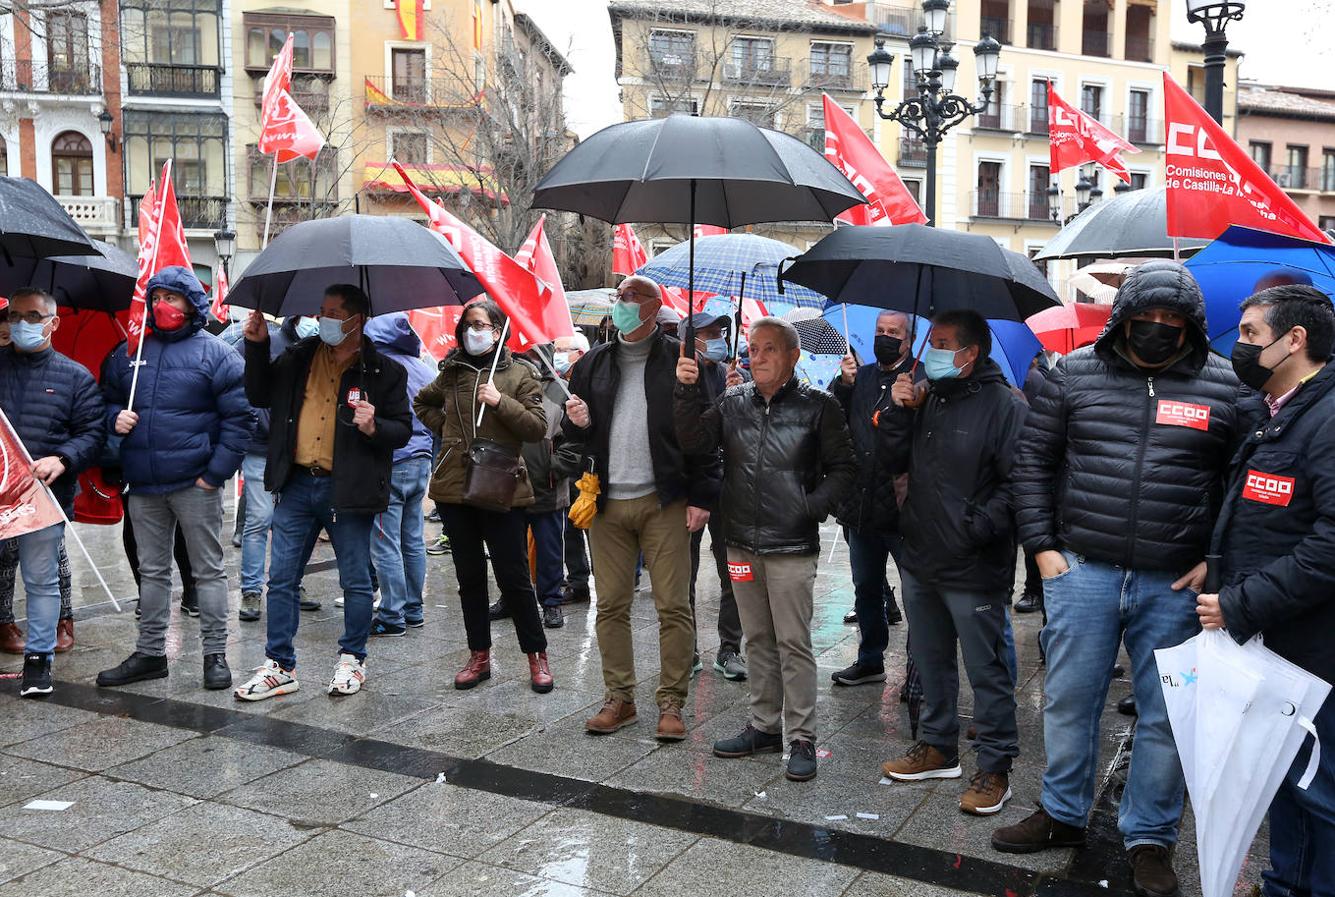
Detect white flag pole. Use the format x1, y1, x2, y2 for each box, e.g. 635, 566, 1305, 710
127, 158, 172, 413
0, 407, 120, 612
261, 154, 279, 249
475, 318, 512, 427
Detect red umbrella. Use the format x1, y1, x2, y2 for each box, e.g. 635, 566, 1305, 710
1026, 302, 1112, 354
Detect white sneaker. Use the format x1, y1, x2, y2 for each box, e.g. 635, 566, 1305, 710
334, 590, 377, 609
327, 653, 366, 696
234, 659, 299, 702
335, 594, 344, 607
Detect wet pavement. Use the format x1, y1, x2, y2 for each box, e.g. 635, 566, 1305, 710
0, 511, 1267, 897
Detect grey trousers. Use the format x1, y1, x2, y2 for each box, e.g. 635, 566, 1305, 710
727, 548, 818, 742
900, 566, 1019, 774
128, 487, 229, 656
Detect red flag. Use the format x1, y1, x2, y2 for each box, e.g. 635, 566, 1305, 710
0, 409, 64, 540
822, 95, 925, 226
693, 224, 727, 238
210, 263, 230, 324
127, 163, 193, 354
392, 161, 549, 349
1162, 74, 1328, 243
259, 33, 325, 163
514, 215, 577, 345
612, 223, 648, 277
409, 305, 467, 361
1047, 84, 1138, 184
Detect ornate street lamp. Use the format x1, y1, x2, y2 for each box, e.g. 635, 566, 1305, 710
1185, 0, 1245, 124
213, 228, 236, 281
867, 1, 1001, 227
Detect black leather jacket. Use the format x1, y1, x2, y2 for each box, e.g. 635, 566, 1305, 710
675, 376, 857, 555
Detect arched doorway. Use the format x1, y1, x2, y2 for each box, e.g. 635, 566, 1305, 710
52, 130, 93, 196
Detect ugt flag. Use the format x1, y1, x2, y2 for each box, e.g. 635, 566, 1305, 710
0, 408, 64, 540
259, 33, 325, 163
822, 94, 925, 226
1163, 73, 1328, 243
127, 161, 192, 355
1047, 83, 1138, 183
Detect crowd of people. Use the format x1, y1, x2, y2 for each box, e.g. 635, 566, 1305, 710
2, 258, 1333, 897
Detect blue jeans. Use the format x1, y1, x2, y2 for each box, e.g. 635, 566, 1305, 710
1039, 553, 1200, 848
847, 527, 903, 667
239, 453, 274, 594
527, 508, 566, 608
0, 523, 63, 656
1263, 700, 1335, 897
372, 457, 430, 627
265, 472, 374, 669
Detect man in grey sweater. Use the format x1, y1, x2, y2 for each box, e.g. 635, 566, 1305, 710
564, 276, 721, 742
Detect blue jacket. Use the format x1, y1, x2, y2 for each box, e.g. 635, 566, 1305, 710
364, 313, 436, 464
0, 345, 106, 513
226, 317, 298, 455
101, 266, 255, 494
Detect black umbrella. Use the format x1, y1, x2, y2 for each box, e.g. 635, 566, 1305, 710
1035, 187, 1209, 261
531, 114, 866, 345
0, 240, 137, 311
228, 215, 485, 316
781, 224, 1060, 322
0, 176, 99, 259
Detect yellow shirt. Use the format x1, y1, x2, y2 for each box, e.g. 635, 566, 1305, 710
294, 344, 355, 471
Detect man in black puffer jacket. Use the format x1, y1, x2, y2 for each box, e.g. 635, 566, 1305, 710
876, 310, 1026, 820
993, 261, 1240, 897
675, 316, 856, 783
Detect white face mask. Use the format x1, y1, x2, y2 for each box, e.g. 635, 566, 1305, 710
319, 315, 356, 347
463, 327, 497, 356
294, 317, 320, 340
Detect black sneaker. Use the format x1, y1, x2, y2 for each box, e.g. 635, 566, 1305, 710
97, 652, 168, 687
831, 661, 886, 686
842, 607, 857, 624
20, 653, 52, 698
542, 605, 564, 629
405, 616, 426, 629
1118, 695, 1138, 716
1014, 591, 1043, 614
561, 584, 591, 604
238, 591, 262, 622
488, 599, 509, 621
203, 653, 232, 690
887, 593, 903, 626
298, 585, 321, 612
426, 534, 451, 556
180, 590, 200, 618
713, 723, 783, 758
371, 619, 407, 638
786, 739, 818, 782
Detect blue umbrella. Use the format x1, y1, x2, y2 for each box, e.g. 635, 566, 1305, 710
822, 303, 1041, 388
637, 233, 827, 308
1184, 225, 1335, 353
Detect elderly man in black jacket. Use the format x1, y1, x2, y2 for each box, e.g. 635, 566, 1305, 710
675, 316, 856, 782
1196, 285, 1335, 897
0, 288, 105, 697
234, 285, 411, 702
992, 261, 1239, 897
876, 309, 1026, 818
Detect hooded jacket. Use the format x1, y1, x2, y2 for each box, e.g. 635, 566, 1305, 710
414, 346, 546, 508
879, 357, 1027, 591
1012, 260, 1241, 572
1214, 362, 1335, 682
101, 266, 254, 494
364, 313, 437, 465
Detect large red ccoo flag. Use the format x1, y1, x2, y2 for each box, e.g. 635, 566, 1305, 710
0, 409, 64, 541
1047, 83, 1138, 183
513, 215, 576, 346
822, 95, 925, 226
1163, 73, 1328, 243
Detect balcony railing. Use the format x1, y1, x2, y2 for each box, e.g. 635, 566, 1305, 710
253, 81, 329, 113
130, 193, 228, 230
1027, 105, 1049, 135
1114, 114, 1163, 145
898, 136, 928, 167
364, 75, 479, 111
980, 15, 1013, 43
644, 49, 697, 83
1124, 33, 1154, 62
1272, 167, 1335, 192
1026, 21, 1058, 51
127, 63, 220, 98
56, 196, 118, 232
801, 60, 866, 92
722, 57, 790, 88
975, 103, 1023, 131
0, 60, 100, 94
869, 2, 955, 39
972, 190, 1063, 222
1082, 28, 1112, 58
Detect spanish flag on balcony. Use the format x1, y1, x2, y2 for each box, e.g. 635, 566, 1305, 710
397, 0, 424, 41
363, 162, 507, 205
364, 77, 401, 107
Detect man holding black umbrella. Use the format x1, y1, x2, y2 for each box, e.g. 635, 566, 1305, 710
233, 284, 412, 701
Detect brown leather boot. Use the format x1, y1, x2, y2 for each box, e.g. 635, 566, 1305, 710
453, 649, 490, 690
656, 703, 686, 742
991, 806, 1087, 854
0, 622, 24, 655
527, 652, 553, 694
585, 697, 637, 734
1127, 845, 1178, 897
54, 619, 74, 654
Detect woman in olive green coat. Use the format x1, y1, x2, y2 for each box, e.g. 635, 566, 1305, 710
413, 300, 553, 693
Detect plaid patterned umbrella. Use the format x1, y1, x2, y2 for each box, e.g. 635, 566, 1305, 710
566, 288, 614, 326
637, 234, 827, 308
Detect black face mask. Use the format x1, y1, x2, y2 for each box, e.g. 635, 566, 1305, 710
874, 335, 904, 366
1127, 320, 1184, 366
1230, 333, 1291, 393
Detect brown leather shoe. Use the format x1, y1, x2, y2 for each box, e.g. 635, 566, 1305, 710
586, 697, 637, 734
991, 806, 1087, 854
960, 771, 1012, 816
1128, 844, 1179, 897
527, 652, 553, 694
0, 622, 24, 654
656, 704, 686, 742
54, 619, 74, 654
881, 741, 962, 781
453, 649, 491, 690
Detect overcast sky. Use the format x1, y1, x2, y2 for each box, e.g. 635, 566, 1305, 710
522, 0, 1333, 139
